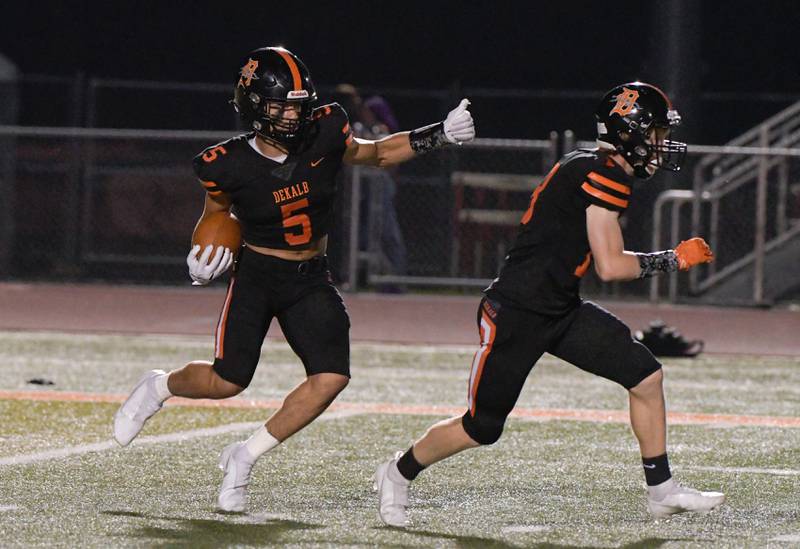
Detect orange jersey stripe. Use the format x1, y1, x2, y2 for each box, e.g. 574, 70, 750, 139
276, 49, 302, 91
587, 171, 631, 195
581, 182, 629, 209
200, 180, 218, 189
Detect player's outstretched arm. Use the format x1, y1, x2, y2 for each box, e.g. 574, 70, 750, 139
587, 206, 714, 281
635, 237, 713, 278
343, 98, 475, 168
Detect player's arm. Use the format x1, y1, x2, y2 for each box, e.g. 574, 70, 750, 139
586, 205, 642, 281
586, 205, 715, 281
343, 134, 414, 167
343, 98, 475, 167
200, 191, 232, 217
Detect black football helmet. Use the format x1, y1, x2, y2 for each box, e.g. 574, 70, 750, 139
232, 46, 317, 152
595, 82, 687, 179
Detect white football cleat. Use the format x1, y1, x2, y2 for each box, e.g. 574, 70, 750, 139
217, 442, 255, 512
647, 478, 726, 518
113, 369, 167, 446
374, 452, 410, 527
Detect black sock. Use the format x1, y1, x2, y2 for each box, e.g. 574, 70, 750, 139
642, 453, 672, 486
396, 447, 426, 481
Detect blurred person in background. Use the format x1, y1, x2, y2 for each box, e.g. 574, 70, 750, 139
334, 84, 408, 291
374, 82, 725, 527
113, 46, 474, 512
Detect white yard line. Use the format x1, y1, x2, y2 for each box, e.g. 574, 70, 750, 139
595, 462, 800, 477
0, 409, 361, 468
686, 465, 800, 477
771, 535, 800, 542
502, 525, 551, 533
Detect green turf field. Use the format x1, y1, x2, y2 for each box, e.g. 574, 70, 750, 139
0, 331, 798, 548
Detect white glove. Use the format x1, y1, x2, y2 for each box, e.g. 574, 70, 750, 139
186, 245, 233, 286
443, 98, 475, 144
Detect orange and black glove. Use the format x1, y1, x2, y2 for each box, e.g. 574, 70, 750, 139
674, 237, 714, 270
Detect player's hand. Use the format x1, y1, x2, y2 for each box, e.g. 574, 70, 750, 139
674, 237, 714, 270
443, 98, 475, 144
186, 245, 233, 285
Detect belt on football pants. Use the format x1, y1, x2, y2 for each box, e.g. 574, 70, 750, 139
297, 255, 329, 275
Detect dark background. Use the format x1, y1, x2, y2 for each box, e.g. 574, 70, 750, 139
0, 0, 798, 298
2, 0, 800, 143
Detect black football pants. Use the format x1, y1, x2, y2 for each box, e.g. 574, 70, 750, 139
212, 246, 350, 388
461, 296, 661, 445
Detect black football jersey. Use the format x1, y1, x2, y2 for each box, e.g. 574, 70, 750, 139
486, 149, 635, 315
192, 103, 354, 249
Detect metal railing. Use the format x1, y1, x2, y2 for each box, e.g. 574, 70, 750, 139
348, 136, 558, 290
2, 124, 797, 304
0, 126, 558, 290
650, 141, 800, 304
0, 125, 231, 280
686, 99, 800, 303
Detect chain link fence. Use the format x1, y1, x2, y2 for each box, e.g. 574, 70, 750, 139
0, 128, 562, 291
334, 138, 558, 291
2, 127, 798, 304
0, 127, 225, 282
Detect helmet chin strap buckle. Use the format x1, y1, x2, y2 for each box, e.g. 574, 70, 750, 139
633, 164, 653, 179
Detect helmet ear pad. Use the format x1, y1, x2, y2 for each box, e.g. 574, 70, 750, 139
616, 129, 655, 179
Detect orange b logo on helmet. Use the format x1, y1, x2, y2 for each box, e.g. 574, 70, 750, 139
610, 87, 639, 116
237, 59, 259, 88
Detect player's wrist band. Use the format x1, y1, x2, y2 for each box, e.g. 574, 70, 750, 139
636, 250, 679, 279
409, 122, 449, 153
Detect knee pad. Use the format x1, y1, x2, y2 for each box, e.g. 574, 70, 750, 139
626, 340, 663, 389
461, 411, 505, 445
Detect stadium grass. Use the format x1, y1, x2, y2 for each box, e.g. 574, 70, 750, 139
0, 331, 798, 547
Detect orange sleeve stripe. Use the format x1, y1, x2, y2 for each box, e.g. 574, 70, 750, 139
587, 171, 631, 195
342, 122, 350, 134
344, 134, 354, 145
200, 180, 218, 189
276, 49, 302, 91
581, 182, 629, 208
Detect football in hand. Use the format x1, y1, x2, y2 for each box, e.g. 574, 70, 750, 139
191, 211, 242, 252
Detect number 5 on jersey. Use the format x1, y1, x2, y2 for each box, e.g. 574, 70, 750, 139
281, 198, 312, 245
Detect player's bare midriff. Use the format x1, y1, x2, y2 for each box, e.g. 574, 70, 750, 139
245, 235, 328, 261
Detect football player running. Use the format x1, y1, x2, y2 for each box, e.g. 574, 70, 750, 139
374, 82, 724, 526
113, 46, 475, 512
